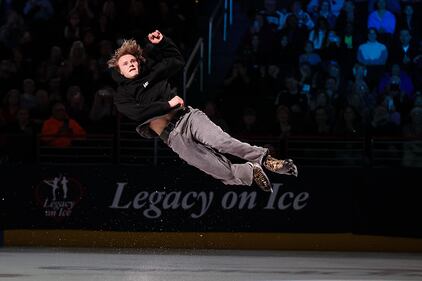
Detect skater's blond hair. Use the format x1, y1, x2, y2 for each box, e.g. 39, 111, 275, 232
107, 39, 145, 70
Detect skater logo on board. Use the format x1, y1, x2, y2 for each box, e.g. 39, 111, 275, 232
34, 175, 85, 221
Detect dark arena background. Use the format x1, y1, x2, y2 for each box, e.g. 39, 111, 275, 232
1, 0, 422, 280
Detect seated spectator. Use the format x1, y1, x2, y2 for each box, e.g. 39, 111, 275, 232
270, 104, 293, 138
309, 0, 337, 29
88, 87, 116, 133
306, 106, 333, 135
275, 76, 308, 113
402, 92, 422, 138
344, 63, 375, 122
31, 89, 51, 126
63, 11, 81, 44
378, 63, 415, 100
202, 100, 230, 133
23, 0, 54, 23
333, 105, 365, 137
307, 0, 345, 18
36, 45, 64, 83
289, 0, 314, 30
396, 4, 420, 41
368, 0, 401, 15
370, 99, 401, 136
223, 60, 251, 96
65, 85, 90, 128
0, 11, 26, 49
258, 0, 288, 31
235, 107, 264, 138
308, 17, 329, 50
3, 107, 38, 163
413, 40, 422, 90
278, 13, 308, 55
252, 64, 283, 101
368, 0, 396, 40
357, 28, 388, 88
20, 78, 37, 111
389, 29, 417, 72
299, 41, 322, 66
297, 62, 315, 96
401, 97, 422, 167
336, 1, 355, 30
41, 102, 86, 147
0, 89, 21, 129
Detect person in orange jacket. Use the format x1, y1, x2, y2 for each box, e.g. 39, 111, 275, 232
41, 102, 86, 147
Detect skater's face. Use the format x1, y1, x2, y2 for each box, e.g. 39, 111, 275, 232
117, 54, 139, 79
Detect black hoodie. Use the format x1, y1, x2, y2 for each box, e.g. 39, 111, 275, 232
111, 36, 185, 138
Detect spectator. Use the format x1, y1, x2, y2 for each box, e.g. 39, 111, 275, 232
41, 101, 86, 147
336, 1, 358, 32
413, 40, 422, 90
390, 29, 417, 72
368, 0, 396, 37
32, 89, 51, 126
368, 0, 401, 15
3, 107, 38, 163
235, 107, 264, 137
297, 62, 314, 96
333, 105, 365, 137
403, 92, 422, 138
357, 28, 388, 65
258, 0, 288, 31
63, 11, 81, 44
307, 0, 345, 17
20, 78, 37, 111
370, 99, 401, 136
36, 45, 64, 83
306, 106, 333, 135
70, 0, 95, 28
270, 104, 293, 138
202, 100, 230, 133
88, 87, 115, 133
65, 85, 90, 128
279, 13, 308, 54
308, 17, 329, 50
223, 60, 251, 96
309, 0, 337, 29
402, 95, 422, 167
397, 4, 420, 40
289, 0, 314, 30
299, 41, 322, 66
22, 0, 54, 23
345, 63, 375, 122
0, 89, 21, 129
378, 63, 415, 100
0, 11, 26, 49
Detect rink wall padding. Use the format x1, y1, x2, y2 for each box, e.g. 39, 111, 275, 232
2, 164, 422, 250
4, 230, 422, 252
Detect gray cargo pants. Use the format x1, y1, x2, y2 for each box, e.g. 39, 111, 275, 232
162, 107, 268, 186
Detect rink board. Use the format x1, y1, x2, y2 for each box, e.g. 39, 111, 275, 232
4, 230, 422, 252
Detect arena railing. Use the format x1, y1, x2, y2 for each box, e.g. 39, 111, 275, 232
36, 134, 115, 165
183, 37, 204, 103
4, 132, 420, 168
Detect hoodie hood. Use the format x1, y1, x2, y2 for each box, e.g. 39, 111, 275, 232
111, 68, 125, 84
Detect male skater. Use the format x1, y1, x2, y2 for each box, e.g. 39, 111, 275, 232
108, 30, 298, 192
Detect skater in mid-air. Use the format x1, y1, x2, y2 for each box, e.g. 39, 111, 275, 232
108, 30, 298, 192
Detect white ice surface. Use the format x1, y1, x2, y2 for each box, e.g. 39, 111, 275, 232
0, 247, 421, 281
